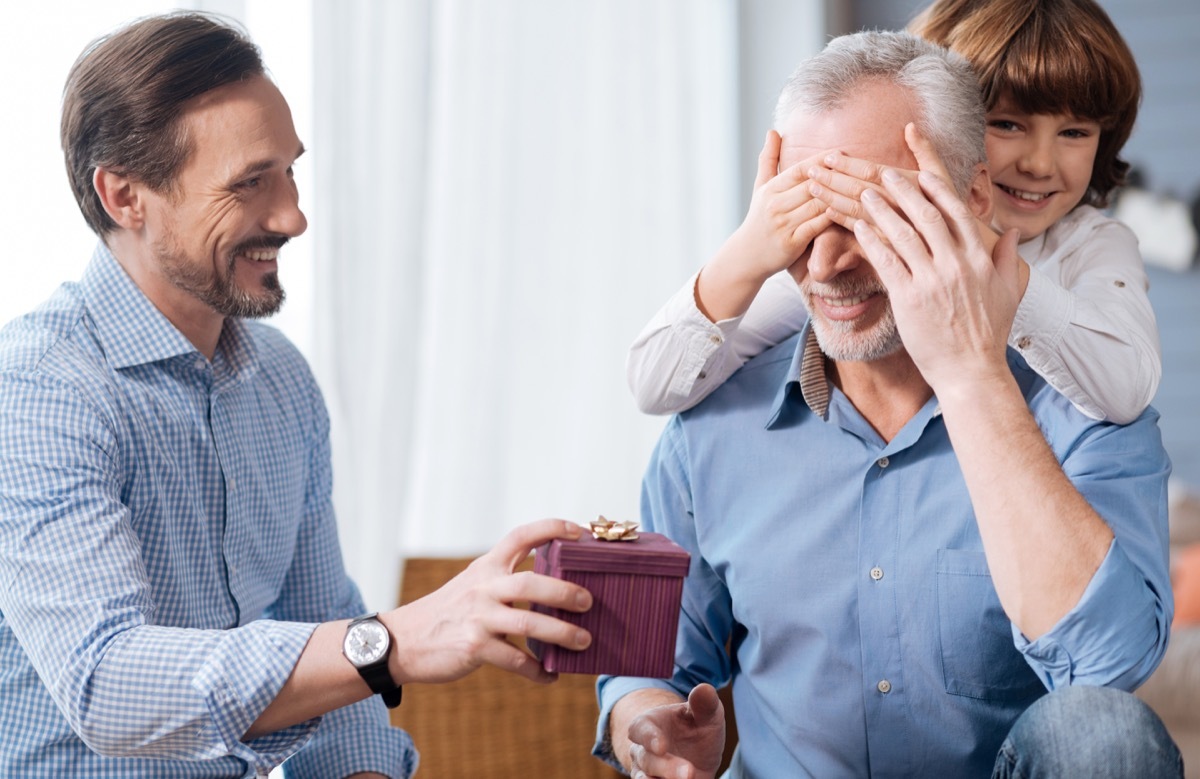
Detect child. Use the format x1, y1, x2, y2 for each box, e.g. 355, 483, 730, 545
627, 0, 1159, 424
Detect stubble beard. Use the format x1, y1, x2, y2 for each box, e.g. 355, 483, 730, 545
801, 279, 903, 362
155, 234, 286, 319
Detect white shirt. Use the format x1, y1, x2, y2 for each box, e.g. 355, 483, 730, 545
627, 205, 1161, 423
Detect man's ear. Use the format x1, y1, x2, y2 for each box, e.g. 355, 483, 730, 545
93, 167, 147, 231
966, 162, 993, 223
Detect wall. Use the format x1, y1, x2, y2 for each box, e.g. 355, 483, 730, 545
734, 0, 831, 209
1101, 1, 1200, 201
1148, 267, 1200, 489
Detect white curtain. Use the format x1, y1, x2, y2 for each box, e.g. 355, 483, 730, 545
312, 0, 742, 610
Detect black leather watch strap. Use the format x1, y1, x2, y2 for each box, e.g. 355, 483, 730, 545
359, 660, 403, 708
346, 614, 403, 708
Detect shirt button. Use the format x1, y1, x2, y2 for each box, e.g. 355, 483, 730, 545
1016, 335, 1033, 350
870, 566, 884, 581
698, 371, 708, 380
709, 335, 722, 344
194, 358, 207, 371
876, 457, 889, 469
1114, 280, 1126, 288
877, 679, 892, 694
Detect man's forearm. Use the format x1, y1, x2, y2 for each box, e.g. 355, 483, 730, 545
936, 373, 1113, 640
246, 620, 369, 740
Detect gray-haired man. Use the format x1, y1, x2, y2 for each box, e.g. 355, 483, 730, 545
596, 30, 1179, 779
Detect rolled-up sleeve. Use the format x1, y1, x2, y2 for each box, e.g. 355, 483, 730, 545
626, 271, 807, 415
269, 384, 417, 778
1015, 407, 1172, 692
1010, 214, 1161, 424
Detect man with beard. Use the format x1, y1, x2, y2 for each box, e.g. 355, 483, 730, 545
0, 12, 594, 778
595, 31, 1180, 779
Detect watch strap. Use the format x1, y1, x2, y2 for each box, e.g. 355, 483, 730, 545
347, 614, 403, 708
359, 660, 403, 708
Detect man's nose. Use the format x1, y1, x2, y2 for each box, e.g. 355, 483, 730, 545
263, 178, 308, 238
808, 227, 863, 282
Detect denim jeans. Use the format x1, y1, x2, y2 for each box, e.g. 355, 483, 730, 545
993, 685, 1184, 778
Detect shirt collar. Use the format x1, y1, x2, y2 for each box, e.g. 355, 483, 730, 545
766, 322, 947, 448
79, 242, 258, 379
796, 327, 831, 416
767, 324, 830, 427
213, 315, 258, 386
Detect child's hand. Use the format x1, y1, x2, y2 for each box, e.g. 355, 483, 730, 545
805, 152, 915, 233
695, 131, 833, 323
728, 130, 834, 280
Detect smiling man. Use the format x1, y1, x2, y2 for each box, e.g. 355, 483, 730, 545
0, 12, 594, 778
94, 71, 306, 356
596, 31, 1180, 779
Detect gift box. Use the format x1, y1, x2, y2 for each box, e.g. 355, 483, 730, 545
529, 520, 690, 678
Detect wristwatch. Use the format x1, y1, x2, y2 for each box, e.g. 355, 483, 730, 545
342, 613, 403, 708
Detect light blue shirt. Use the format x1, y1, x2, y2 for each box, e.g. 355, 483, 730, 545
597, 326, 1172, 778
0, 245, 416, 777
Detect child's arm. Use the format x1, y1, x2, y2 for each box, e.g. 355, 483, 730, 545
626, 271, 807, 414
1010, 207, 1161, 424
808, 125, 1161, 424
627, 131, 829, 415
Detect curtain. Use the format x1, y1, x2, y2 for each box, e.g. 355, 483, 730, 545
313, 0, 742, 609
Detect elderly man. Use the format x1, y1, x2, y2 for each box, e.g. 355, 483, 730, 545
0, 12, 592, 778
596, 31, 1179, 778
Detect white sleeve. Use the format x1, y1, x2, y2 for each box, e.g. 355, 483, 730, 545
626, 271, 808, 415
1009, 215, 1162, 424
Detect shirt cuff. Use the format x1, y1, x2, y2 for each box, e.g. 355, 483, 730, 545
281, 701, 418, 779
195, 621, 319, 772
1010, 266, 1072, 362
1010, 268, 1103, 419
1015, 539, 1167, 692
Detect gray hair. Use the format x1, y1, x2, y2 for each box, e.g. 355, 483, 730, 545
773, 31, 985, 195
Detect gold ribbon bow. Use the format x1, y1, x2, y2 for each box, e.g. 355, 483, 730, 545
590, 515, 640, 542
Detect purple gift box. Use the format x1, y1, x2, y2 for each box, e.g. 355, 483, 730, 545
529, 530, 690, 678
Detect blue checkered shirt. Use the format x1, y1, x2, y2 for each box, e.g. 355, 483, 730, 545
0, 244, 417, 777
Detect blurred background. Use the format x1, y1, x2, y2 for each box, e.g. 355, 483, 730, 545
3, 0, 1197, 612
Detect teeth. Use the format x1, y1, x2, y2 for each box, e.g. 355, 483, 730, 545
823, 293, 871, 307
1000, 184, 1048, 202
242, 249, 279, 261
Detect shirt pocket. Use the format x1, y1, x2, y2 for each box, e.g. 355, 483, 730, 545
936, 548, 1046, 702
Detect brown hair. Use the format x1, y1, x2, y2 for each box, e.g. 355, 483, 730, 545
909, 0, 1141, 207
60, 12, 264, 235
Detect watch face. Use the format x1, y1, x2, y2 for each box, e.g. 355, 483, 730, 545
344, 620, 389, 667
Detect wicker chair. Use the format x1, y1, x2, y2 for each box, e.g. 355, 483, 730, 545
389, 556, 623, 778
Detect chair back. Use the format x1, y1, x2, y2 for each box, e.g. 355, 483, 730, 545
390, 556, 623, 779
